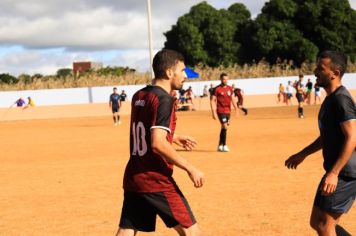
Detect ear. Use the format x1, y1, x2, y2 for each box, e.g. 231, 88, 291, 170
331, 69, 341, 80
166, 68, 174, 79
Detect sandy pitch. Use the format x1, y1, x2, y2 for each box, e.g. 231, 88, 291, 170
0, 105, 355, 235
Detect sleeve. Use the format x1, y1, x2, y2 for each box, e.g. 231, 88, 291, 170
335, 94, 356, 123
151, 96, 174, 133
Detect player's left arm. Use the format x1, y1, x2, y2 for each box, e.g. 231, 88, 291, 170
173, 134, 197, 151
231, 92, 238, 116
323, 120, 356, 195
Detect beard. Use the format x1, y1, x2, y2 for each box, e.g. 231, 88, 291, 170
315, 76, 330, 88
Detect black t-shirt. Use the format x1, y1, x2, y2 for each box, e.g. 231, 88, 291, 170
110, 93, 121, 107
120, 93, 127, 101
208, 87, 215, 97
318, 86, 356, 178
306, 82, 313, 90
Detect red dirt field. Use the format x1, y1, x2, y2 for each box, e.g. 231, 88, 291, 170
0, 105, 355, 236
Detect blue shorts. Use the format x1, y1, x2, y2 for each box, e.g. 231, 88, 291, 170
112, 106, 119, 113
314, 175, 356, 213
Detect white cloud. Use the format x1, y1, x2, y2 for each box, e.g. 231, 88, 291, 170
5, 0, 353, 76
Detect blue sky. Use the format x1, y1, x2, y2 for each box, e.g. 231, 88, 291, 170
0, 0, 354, 76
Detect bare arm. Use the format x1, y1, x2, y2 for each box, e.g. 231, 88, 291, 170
210, 95, 217, 119
151, 128, 204, 188
231, 95, 238, 116
322, 120, 356, 195
285, 137, 322, 169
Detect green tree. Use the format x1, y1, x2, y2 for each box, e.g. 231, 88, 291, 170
56, 68, 72, 78
164, 1, 251, 67
0, 73, 18, 84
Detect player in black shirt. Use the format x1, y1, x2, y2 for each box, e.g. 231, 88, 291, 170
285, 51, 356, 235
110, 87, 121, 125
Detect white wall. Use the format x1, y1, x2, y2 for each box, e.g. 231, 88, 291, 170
0, 73, 355, 108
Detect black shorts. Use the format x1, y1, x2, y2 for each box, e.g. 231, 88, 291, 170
112, 106, 119, 113
296, 93, 304, 103
119, 189, 196, 232
217, 113, 230, 125
313, 175, 356, 213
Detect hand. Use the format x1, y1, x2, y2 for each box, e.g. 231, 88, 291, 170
188, 167, 204, 188
285, 153, 306, 169
174, 135, 197, 151
321, 172, 338, 196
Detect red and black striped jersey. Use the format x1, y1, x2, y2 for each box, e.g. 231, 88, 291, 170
214, 84, 233, 114
123, 85, 178, 192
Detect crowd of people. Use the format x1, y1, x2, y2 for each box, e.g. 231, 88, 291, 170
278, 76, 322, 106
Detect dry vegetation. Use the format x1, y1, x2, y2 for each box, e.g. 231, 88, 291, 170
1, 60, 355, 91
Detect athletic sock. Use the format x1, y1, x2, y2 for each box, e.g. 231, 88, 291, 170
300, 108, 304, 116
242, 108, 248, 115
298, 107, 302, 115
219, 129, 223, 145
221, 128, 227, 145
113, 116, 117, 123
117, 115, 120, 122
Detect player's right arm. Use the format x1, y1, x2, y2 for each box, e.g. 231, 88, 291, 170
210, 95, 217, 120
151, 128, 204, 188
285, 137, 322, 169
109, 95, 112, 108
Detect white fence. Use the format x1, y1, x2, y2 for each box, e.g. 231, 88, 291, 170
0, 73, 355, 108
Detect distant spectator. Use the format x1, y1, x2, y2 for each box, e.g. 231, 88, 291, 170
120, 90, 127, 102
305, 78, 313, 105
201, 85, 209, 98
277, 83, 285, 103
285, 81, 294, 105
14, 97, 26, 107
178, 88, 186, 104
314, 84, 322, 105
185, 86, 195, 111
208, 83, 215, 100
24, 97, 35, 109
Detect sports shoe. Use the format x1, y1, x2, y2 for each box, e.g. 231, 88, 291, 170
114, 122, 118, 126
118, 120, 122, 125
218, 145, 224, 152
222, 145, 230, 152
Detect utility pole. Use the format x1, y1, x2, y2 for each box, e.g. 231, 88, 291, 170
146, 0, 154, 79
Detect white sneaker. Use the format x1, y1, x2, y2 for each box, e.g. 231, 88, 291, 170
218, 145, 223, 152
222, 145, 230, 152
118, 120, 122, 125
114, 122, 118, 126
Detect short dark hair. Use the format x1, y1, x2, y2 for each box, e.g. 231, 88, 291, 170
298, 74, 304, 78
318, 50, 347, 77
113, 87, 117, 90
220, 73, 228, 79
152, 49, 184, 79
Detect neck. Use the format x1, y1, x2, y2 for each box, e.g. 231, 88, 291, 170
325, 80, 342, 95
152, 78, 171, 94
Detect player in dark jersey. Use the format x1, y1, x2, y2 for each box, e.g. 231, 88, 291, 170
295, 74, 305, 118
109, 87, 121, 126
116, 49, 204, 236
232, 84, 248, 115
210, 73, 237, 152
285, 51, 356, 236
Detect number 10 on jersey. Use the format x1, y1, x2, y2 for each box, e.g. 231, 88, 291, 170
132, 121, 148, 156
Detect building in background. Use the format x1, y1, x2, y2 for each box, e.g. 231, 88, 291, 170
73, 62, 102, 76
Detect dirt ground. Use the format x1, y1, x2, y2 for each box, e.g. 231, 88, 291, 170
0, 105, 355, 236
